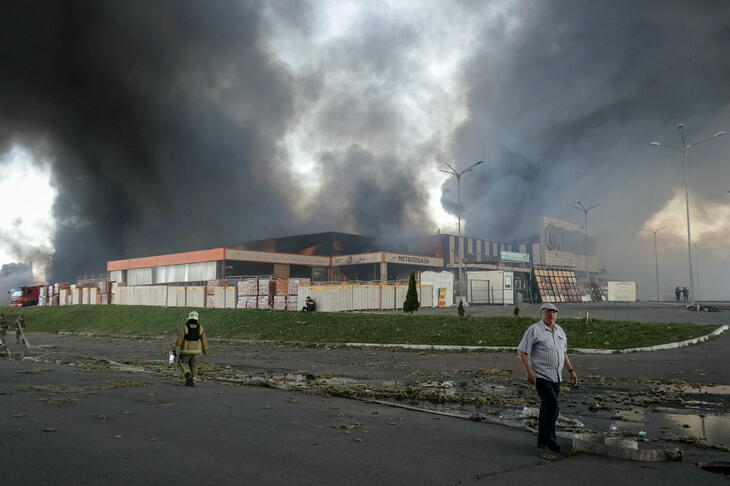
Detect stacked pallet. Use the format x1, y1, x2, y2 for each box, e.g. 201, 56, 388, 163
258, 277, 273, 297
238, 278, 257, 296
256, 277, 275, 309
287, 278, 310, 296
286, 278, 309, 311
206, 280, 216, 308
97, 281, 112, 305
239, 296, 257, 309
236, 278, 256, 308
273, 295, 287, 310
257, 296, 270, 309
275, 279, 288, 296
286, 297, 299, 311
38, 285, 48, 306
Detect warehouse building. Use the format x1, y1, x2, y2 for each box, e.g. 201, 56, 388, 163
107, 222, 603, 304
107, 232, 447, 286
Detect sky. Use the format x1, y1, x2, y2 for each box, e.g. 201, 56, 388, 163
1, 0, 729, 301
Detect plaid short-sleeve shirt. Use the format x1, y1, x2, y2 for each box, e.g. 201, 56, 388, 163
517, 320, 567, 383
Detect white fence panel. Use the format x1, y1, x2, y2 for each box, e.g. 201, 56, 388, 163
214, 287, 227, 309
150, 286, 168, 306
186, 286, 205, 307
380, 285, 395, 310
352, 285, 368, 310
394, 285, 408, 310
225, 287, 237, 308
89, 288, 98, 305
419, 285, 433, 308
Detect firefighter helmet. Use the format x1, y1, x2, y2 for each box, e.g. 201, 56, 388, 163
188, 311, 199, 321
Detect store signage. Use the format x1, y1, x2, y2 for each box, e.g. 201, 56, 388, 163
543, 219, 596, 255
501, 251, 530, 263
332, 253, 382, 266
384, 253, 443, 267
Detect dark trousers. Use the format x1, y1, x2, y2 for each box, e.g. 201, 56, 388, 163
535, 378, 560, 446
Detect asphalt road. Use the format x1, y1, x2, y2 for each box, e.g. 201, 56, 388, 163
1, 303, 728, 484
2, 359, 728, 486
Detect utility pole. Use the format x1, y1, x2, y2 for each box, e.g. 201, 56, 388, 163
440, 161, 483, 295
574, 201, 599, 291
650, 124, 726, 304
695, 243, 700, 301
642, 226, 664, 301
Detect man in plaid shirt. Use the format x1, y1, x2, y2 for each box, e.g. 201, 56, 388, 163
518, 303, 578, 452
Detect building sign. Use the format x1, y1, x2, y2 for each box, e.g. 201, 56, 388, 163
607, 281, 636, 302
543, 217, 597, 255
384, 252, 443, 267
501, 251, 530, 263
539, 217, 601, 273
331, 252, 383, 266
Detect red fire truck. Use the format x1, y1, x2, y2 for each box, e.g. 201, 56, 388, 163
9, 285, 42, 307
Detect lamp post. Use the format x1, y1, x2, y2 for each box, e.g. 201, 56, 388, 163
641, 226, 664, 301
650, 124, 726, 304
441, 160, 483, 293
574, 201, 598, 291
695, 243, 700, 301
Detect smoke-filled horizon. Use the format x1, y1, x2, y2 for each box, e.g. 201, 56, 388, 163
1, 1, 729, 299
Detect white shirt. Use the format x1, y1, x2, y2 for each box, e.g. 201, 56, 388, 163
517, 320, 567, 383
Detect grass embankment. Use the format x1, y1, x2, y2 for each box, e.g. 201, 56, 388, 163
2, 305, 720, 350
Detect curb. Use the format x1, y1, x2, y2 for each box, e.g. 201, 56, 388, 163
50, 324, 729, 355
340, 324, 728, 354
572, 324, 728, 354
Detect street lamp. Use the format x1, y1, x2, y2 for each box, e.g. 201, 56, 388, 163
695, 243, 700, 301
441, 160, 483, 292
650, 124, 726, 304
574, 201, 599, 291
641, 226, 664, 301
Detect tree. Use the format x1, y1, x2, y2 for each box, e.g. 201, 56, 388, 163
403, 272, 420, 314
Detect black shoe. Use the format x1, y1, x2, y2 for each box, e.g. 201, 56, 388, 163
184, 372, 193, 387
547, 442, 562, 453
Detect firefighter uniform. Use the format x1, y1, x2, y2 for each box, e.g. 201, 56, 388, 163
172, 311, 208, 387
15, 315, 26, 344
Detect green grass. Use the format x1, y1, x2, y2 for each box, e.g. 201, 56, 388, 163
1, 305, 720, 349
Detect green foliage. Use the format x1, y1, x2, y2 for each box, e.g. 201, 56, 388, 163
403, 272, 420, 314
457, 299, 465, 319
0, 305, 718, 349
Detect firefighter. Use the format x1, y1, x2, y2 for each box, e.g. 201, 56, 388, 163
172, 311, 208, 387
0, 313, 8, 349
15, 314, 26, 344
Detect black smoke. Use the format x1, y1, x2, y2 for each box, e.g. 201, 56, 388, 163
0, 1, 311, 280
0, 1, 440, 282
444, 0, 730, 297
